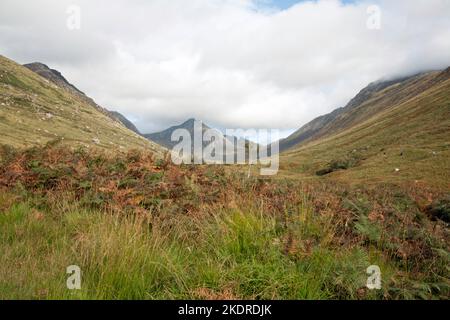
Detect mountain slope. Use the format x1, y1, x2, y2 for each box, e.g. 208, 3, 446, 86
0, 55, 164, 154
24, 62, 143, 137
109, 111, 141, 135
24, 62, 86, 97
281, 67, 450, 190
279, 71, 440, 152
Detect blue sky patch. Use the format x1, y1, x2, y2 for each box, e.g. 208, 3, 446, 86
269, 0, 357, 10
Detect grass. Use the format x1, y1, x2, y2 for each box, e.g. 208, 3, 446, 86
0, 193, 376, 300
0, 146, 448, 300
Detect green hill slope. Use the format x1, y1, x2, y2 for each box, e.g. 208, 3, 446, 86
0, 55, 164, 154
281, 67, 450, 190
279, 71, 445, 152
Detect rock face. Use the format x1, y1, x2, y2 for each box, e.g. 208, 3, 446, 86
278, 68, 450, 152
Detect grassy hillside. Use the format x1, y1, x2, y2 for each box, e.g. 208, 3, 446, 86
279, 70, 446, 152
0, 56, 164, 154
280, 68, 450, 191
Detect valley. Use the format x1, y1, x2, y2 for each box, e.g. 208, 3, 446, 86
0, 54, 448, 300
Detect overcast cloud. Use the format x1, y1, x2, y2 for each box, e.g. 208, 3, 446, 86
1, 0, 449, 135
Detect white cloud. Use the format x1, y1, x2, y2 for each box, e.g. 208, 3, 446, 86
0, 0, 449, 134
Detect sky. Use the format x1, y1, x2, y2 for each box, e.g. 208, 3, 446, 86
271, 0, 356, 10
1, 0, 450, 136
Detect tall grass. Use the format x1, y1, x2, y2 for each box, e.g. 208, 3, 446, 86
0, 192, 381, 300
0, 146, 448, 300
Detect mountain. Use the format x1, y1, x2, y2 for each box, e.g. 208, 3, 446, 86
281, 66, 450, 189
144, 118, 209, 150
145, 118, 260, 162
24, 62, 85, 97
23, 62, 142, 137
109, 111, 141, 135
24, 62, 105, 113
0, 55, 164, 154
279, 71, 441, 152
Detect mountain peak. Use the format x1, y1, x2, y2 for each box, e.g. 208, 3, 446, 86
182, 118, 197, 125
443, 66, 450, 76
24, 62, 85, 96
24, 61, 147, 138
24, 62, 50, 69
0, 55, 164, 153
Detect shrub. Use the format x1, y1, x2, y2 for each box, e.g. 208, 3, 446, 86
316, 152, 363, 176
426, 197, 450, 223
